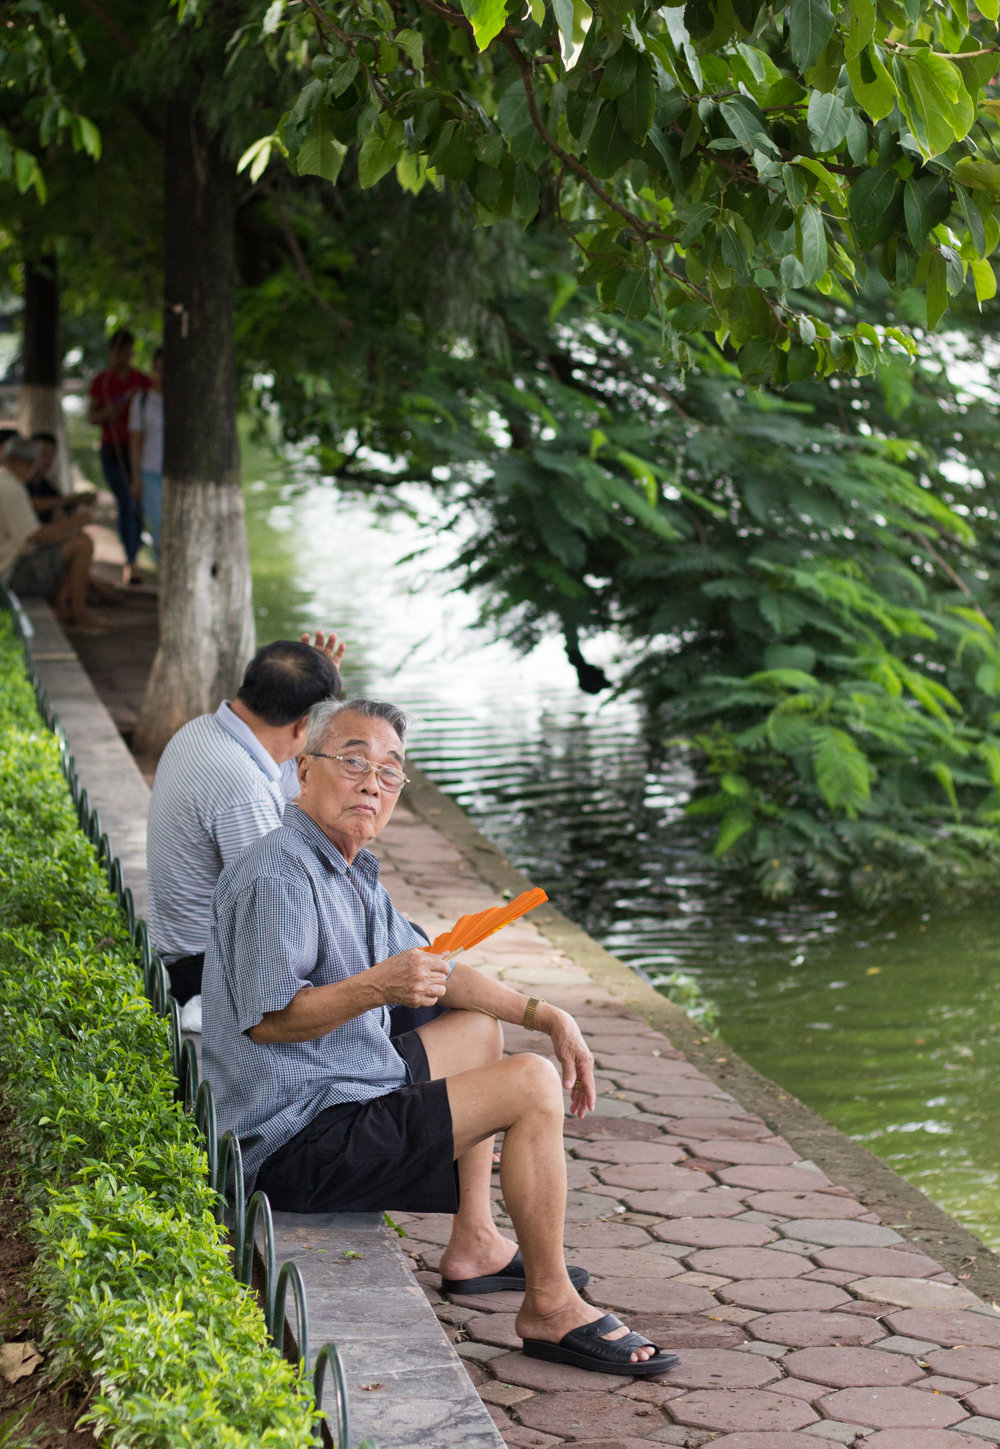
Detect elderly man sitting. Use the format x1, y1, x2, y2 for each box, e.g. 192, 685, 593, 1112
203, 696, 679, 1376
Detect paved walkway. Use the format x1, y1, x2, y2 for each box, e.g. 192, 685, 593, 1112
35, 513, 1000, 1448
376, 798, 1000, 1449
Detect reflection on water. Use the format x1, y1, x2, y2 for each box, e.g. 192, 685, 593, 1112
244, 451, 1000, 1250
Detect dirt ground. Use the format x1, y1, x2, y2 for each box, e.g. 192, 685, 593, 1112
0, 1110, 96, 1448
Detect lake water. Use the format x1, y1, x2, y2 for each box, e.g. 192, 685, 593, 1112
244, 447, 1000, 1252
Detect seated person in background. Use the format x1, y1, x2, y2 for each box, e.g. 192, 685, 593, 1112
0, 436, 108, 635
26, 432, 96, 521
202, 696, 680, 1379
146, 632, 344, 1033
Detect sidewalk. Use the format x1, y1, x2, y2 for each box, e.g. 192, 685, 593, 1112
56, 518, 1000, 1448
376, 806, 1000, 1449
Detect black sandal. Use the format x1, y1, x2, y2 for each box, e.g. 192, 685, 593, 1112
522, 1311, 679, 1376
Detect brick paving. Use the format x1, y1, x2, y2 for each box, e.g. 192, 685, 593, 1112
373, 807, 1000, 1448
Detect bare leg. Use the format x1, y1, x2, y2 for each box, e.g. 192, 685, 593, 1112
417, 1011, 514, 1281
53, 533, 103, 627
418, 1010, 654, 1360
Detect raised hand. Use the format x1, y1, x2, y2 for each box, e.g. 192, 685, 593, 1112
300, 629, 346, 669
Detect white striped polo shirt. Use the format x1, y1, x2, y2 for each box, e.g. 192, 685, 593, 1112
146, 701, 299, 961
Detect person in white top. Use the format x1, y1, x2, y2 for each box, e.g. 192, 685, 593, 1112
128, 347, 164, 557
0, 436, 108, 634
146, 630, 345, 1032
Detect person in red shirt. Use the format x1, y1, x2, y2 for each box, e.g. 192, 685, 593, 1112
88, 328, 150, 585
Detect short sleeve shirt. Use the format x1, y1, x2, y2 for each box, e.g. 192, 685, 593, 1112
0, 466, 40, 582
201, 803, 425, 1184
128, 388, 163, 472
89, 366, 150, 446
146, 702, 290, 960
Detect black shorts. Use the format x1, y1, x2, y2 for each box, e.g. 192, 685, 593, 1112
10, 542, 64, 598
255, 1031, 459, 1214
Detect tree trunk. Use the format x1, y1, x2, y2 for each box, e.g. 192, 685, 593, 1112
17, 254, 73, 494
133, 99, 254, 757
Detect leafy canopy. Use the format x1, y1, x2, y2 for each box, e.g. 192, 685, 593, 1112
0, 3, 100, 200
240, 0, 1000, 381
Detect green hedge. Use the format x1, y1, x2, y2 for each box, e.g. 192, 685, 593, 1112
0, 613, 319, 1448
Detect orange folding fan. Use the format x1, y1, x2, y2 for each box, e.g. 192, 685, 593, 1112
423, 887, 548, 956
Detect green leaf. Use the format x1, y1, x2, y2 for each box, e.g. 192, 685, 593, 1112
714, 807, 755, 856
844, 0, 875, 61
296, 106, 347, 184
903, 174, 950, 253
599, 43, 637, 101
956, 184, 987, 258
954, 158, 1000, 201
720, 96, 772, 152
970, 257, 997, 303
588, 103, 636, 177
846, 43, 897, 123
806, 89, 848, 152
812, 726, 871, 815
460, 0, 508, 50
721, 772, 752, 797
358, 120, 405, 189
848, 166, 901, 248
616, 56, 655, 143
798, 203, 828, 285
894, 50, 975, 158
788, 0, 835, 71
932, 760, 961, 819
76, 115, 101, 159
615, 268, 651, 320
396, 28, 424, 68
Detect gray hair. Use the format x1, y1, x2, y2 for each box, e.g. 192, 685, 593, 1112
2, 436, 39, 465
305, 696, 408, 755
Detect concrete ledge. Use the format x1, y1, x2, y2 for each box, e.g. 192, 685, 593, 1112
271, 1213, 503, 1449
403, 760, 1000, 1305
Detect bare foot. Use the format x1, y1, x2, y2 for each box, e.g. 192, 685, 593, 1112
438, 1232, 518, 1284
61, 609, 111, 637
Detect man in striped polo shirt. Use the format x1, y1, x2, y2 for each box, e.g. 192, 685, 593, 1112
146, 633, 343, 1032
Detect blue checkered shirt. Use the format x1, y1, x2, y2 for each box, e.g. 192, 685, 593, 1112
202, 802, 424, 1185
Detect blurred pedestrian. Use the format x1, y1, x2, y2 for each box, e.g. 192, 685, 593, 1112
128, 347, 163, 557
87, 328, 149, 585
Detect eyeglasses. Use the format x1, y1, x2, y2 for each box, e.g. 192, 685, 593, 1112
307, 752, 409, 793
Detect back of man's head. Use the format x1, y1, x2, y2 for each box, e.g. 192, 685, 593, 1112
2, 436, 39, 470
237, 640, 341, 726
